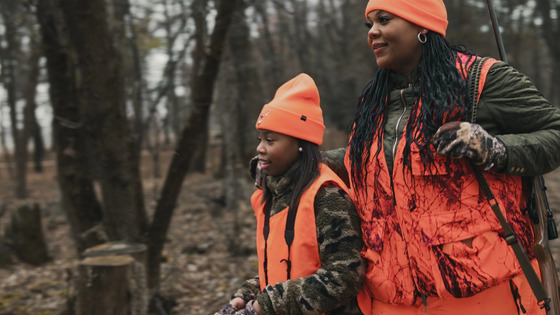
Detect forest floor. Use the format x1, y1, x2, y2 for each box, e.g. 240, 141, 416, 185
0, 150, 559, 314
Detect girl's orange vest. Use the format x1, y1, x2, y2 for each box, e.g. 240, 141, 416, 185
345, 55, 535, 310
251, 163, 349, 290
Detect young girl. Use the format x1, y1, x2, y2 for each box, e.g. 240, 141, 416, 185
215, 73, 364, 315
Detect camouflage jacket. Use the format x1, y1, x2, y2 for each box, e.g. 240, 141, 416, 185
233, 161, 365, 315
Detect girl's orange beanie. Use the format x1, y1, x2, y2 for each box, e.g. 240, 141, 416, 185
365, 0, 448, 36
255, 73, 325, 146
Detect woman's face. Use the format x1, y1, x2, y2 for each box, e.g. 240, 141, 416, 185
366, 10, 426, 77
256, 129, 300, 177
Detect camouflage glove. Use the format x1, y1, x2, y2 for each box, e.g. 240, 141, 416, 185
249, 156, 265, 189
214, 303, 238, 315
432, 121, 507, 171
234, 300, 257, 315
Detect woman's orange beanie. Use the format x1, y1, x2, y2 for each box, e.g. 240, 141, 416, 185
365, 0, 448, 36
255, 73, 325, 146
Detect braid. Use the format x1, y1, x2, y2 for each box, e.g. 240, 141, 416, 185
402, 33, 473, 169
349, 33, 475, 196
348, 69, 390, 196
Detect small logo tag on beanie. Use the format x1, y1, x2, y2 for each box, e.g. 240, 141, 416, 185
300, 115, 307, 121
257, 109, 271, 126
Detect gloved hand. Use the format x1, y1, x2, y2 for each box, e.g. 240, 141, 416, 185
214, 303, 238, 315
432, 121, 507, 171
249, 156, 265, 189
234, 300, 258, 315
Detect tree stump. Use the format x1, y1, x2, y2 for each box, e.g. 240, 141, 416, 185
77, 255, 134, 315
83, 241, 147, 264
78, 242, 148, 315
4, 201, 50, 265
0, 236, 15, 266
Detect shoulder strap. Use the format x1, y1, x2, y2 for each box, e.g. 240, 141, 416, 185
468, 58, 552, 311
469, 57, 495, 123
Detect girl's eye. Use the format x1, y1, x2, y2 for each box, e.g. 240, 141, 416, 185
364, 22, 372, 29
379, 16, 390, 24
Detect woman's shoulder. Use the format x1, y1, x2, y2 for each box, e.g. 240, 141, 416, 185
481, 59, 538, 95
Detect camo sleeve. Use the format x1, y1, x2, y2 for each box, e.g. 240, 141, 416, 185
256, 184, 365, 315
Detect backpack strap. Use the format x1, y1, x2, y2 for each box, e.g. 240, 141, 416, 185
468, 57, 552, 311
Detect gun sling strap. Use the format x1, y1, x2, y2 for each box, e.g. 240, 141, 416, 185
468, 57, 552, 310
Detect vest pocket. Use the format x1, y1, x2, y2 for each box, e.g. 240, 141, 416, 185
432, 231, 521, 298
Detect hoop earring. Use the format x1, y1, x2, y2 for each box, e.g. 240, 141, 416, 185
417, 32, 427, 44
298, 147, 303, 152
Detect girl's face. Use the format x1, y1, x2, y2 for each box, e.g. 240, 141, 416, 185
256, 129, 300, 177
366, 10, 426, 77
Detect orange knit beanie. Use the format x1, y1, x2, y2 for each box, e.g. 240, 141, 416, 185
255, 73, 325, 145
365, 0, 448, 36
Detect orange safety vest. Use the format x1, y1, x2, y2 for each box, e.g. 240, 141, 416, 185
251, 163, 349, 290
345, 55, 536, 312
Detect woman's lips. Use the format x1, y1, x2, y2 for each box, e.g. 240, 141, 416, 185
372, 43, 387, 53
259, 160, 270, 169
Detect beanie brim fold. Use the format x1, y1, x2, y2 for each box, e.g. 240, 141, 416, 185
256, 104, 325, 146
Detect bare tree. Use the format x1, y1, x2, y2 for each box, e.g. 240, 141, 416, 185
147, 0, 239, 290
36, 0, 104, 254
57, 0, 148, 241
0, 0, 37, 199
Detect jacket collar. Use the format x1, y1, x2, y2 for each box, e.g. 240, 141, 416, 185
389, 67, 422, 90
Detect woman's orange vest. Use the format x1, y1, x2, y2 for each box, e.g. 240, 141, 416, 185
345, 55, 535, 309
251, 163, 349, 290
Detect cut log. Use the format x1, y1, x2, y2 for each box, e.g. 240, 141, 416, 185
4, 201, 50, 265
78, 242, 148, 315
77, 255, 134, 315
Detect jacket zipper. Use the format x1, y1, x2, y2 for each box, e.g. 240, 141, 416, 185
392, 87, 409, 159
390, 87, 409, 206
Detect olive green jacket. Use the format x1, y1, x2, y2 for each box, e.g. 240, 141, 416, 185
324, 61, 560, 178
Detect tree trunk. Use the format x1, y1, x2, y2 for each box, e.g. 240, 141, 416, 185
229, 0, 255, 163
31, 118, 45, 173
536, 0, 560, 106
58, 0, 148, 241
36, 0, 105, 255
253, 0, 282, 95
147, 0, 239, 290
0, 117, 14, 180
187, 0, 209, 174
14, 40, 42, 198
0, 0, 24, 198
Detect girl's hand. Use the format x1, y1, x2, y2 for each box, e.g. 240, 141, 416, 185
252, 300, 263, 314
229, 297, 245, 310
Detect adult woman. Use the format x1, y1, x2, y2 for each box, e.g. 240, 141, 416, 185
215, 73, 364, 315
325, 0, 560, 314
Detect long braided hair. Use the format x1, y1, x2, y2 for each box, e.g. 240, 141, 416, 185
348, 32, 475, 195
